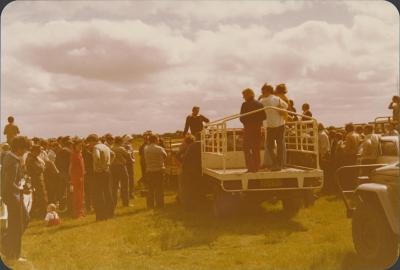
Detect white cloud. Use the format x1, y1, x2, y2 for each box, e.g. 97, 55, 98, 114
1, 1, 398, 138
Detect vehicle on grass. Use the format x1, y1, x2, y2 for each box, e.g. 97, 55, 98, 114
181, 107, 324, 218
336, 136, 399, 268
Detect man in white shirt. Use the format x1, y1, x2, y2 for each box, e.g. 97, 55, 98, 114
144, 134, 167, 209
259, 84, 288, 171
87, 134, 115, 221
318, 123, 330, 161
359, 125, 380, 164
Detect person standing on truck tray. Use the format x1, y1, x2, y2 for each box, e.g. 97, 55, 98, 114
388, 95, 400, 128
3, 116, 20, 144
143, 134, 167, 209
183, 106, 210, 140
287, 100, 298, 121
259, 84, 288, 171
301, 103, 313, 120
240, 88, 266, 173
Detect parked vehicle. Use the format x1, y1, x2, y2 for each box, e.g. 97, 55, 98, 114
336, 136, 399, 268
180, 107, 323, 217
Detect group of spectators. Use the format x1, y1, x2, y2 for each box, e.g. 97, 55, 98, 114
0, 114, 177, 260
1, 92, 398, 262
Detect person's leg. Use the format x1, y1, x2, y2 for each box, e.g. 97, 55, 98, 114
243, 128, 252, 171
110, 166, 119, 209
92, 173, 103, 220
104, 171, 114, 218
127, 163, 134, 198
77, 178, 84, 216
266, 127, 278, 167
263, 131, 273, 168
276, 125, 285, 168
155, 171, 165, 208
95, 172, 109, 220
120, 166, 130, 206
250, 126, 261, 172
84, 174, 92, 212
3, 197, 24, 259
146, 172, 155, 209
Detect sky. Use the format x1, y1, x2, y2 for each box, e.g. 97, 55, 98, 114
1, 0, 399, 139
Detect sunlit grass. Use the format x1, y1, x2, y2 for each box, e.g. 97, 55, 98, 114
5, 194, 375, 270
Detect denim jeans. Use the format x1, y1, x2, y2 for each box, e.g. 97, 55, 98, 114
266, 125, 285, 168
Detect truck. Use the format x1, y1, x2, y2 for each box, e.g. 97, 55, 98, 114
190, 106, 324, 217
336, 135, 399, 268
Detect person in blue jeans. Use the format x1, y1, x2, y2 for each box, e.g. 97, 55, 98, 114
259, 84, 288, 171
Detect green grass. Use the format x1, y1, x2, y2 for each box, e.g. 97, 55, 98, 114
5, 194, 372, 270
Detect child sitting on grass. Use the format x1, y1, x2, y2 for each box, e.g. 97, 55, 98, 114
44, 203, 60, 226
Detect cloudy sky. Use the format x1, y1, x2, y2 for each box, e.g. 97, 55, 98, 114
1, 1, 399, 139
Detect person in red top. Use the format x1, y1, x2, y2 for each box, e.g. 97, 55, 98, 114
69, 140, 85, 218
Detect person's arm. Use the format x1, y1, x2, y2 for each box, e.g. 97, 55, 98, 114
110, 149, 115, 164
161, 147, 167, 160
201, 115, 210, 123
183, 116, 190, 135
3, 161, 23, 193
239, 103, 246, 124
259, 102, 266, 121
68, 155, 73, 176
389, 102, 394, 109
16, 126, 20, 135
92, 147, 100, 171
279, 98, 288, 109
3, 125, 7, 135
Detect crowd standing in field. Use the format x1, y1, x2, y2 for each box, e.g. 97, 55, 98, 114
0, 90, 399, 262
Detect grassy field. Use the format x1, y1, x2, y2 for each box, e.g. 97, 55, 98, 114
4, 193, 375, 270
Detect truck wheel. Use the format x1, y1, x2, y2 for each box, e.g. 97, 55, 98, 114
281, 192, 302, 218
352, 201, 398, 268
213, 188, 240, 218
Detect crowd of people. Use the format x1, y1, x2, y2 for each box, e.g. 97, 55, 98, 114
0, 117, 171, 261
0, 91, 399, 262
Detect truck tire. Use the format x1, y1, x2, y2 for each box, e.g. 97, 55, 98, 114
281, 191, 302, 218
352, 201, 398, 268
213, 188, 240, 218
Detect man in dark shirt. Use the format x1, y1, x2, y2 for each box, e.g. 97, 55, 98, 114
240, 88, 266, 172
1, 136, 30, 261
110, 136, 131, 208
82, 142, 94, 212
54, 140, 72, 211
301, 103, 313, 120
139, 133, 150, 185
3, 116, 20, 144
183, 106, 210, 140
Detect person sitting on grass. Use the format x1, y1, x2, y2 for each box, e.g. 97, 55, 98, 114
44, 203, 60, 226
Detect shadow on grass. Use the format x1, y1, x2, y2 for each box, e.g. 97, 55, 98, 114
151, 199, 308, 250
25, 207, 148, 236
341, 252, 377, 270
